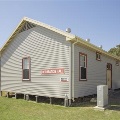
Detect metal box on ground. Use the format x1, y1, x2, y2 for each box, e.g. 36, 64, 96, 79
94, 85, 108, 110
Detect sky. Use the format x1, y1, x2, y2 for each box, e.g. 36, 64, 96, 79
0, 0, 120, 51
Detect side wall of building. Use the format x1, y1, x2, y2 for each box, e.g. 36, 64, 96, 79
74, 45, 120, 98
1, 26, 71, 98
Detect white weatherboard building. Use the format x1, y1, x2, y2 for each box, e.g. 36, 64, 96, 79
0, 17, 120, 105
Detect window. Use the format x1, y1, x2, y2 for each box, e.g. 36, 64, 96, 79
79, 53, 87, 81
96, 52, 101, 61
116, 61, 119, 66
22, 57, 30, 81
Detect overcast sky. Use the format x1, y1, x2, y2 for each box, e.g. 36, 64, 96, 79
0, 0, 120, 51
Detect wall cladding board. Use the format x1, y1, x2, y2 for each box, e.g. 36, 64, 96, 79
74, 45, 120, 98
1, 26, 71, 98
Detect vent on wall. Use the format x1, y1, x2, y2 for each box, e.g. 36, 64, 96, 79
19, 22, 36, 33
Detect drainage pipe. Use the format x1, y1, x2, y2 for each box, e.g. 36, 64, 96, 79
69, 37, 78, 106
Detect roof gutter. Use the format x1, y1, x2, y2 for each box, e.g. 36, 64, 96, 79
76, 36, 120, 61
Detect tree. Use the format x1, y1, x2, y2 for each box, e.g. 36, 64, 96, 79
108, 44, 120, 57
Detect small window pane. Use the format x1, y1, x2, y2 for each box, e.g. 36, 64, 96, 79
81, 67, 86, 79
116, 61, 119, 66
23, 69, 29, 79
23, 58, 29, 69
96, 52, 101, 60
80, 55, 85, 67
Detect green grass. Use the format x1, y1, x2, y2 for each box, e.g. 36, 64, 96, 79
0, 97, 120, 120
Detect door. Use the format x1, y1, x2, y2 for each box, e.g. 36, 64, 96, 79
106, 63, 112, 89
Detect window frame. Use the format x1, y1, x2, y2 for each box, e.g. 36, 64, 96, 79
96, 52, 101, 61
116, 60, 119, 66
79, 52, 87, 81
22, 57, 31, 81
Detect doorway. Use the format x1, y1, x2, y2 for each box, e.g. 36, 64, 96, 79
106, 63, 112, 89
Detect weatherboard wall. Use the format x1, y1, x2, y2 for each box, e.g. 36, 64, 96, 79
74, 45, 120, 98
1, 26, 71, 98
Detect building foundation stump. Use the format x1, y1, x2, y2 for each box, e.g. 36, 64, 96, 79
64, 94, 68, 107
24, 94, 26, 100
50, 97, 53, 104
7, 92, 9, 98
69, 99, 72, 106
26, 94, 29, 101
15, 93, 18, 99
0, 91, 2, 97
35, 96, 39, 103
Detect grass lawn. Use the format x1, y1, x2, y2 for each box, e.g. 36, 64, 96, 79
0, 97, 120, 120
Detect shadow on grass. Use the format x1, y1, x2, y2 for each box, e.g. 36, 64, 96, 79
107, 105, 120, 111
71, 102, 97, 107
107, 101, 120, 111
107, 89, 120, 111
38, 97, 65, 106
72, 102, 120, 111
